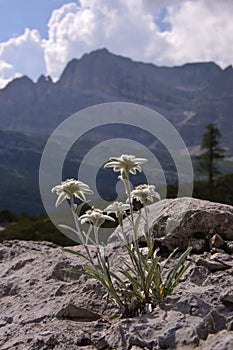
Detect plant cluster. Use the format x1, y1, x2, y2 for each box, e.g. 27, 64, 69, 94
52, 154, 192, 317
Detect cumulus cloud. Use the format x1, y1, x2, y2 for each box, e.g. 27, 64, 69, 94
44, 0, 233, 79
0, 28, 46, 88
0, 60, 19, 88
44, 0, 165, 79
0, 0, 233, 88
160, 0, 233, 66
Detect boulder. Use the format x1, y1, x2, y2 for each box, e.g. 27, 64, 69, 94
0, 198, 233, 349
111, 197, 233, 252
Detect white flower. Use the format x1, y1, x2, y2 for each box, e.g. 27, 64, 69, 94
51, 178, 93, 207
105, 201, 130, 218
130, 184, 160, 204
104, 154, 147, 176
79, 208, 115, 226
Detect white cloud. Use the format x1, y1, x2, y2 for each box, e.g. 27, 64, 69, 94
44, 0, 165, 79
160, 0, 233, 66
0, 60, 18, 88
0, 0, 233, 88
0, 28, 46, 88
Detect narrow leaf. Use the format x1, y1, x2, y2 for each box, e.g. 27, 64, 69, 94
62, 248, 91, 263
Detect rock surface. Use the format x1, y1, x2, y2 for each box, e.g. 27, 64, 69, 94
112, 197, 233, 253
0, 198, 233, 349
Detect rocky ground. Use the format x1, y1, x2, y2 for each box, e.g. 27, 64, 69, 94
0, 198, 233, 350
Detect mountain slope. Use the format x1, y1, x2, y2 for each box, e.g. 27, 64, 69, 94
0, 48, 231, 154
0, 49, 232, 213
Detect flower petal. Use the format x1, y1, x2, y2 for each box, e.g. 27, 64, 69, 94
55, 192, 67, 207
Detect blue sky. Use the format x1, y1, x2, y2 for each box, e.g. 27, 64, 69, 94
0, 0, 169, 41
0, 0, 72, 41
0, 0, 232, 88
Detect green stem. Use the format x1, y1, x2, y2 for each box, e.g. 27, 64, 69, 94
70, 197, 83, 242
69, 199, 125, 315
94, 230, 126, 313
70, 197, 94, 264
94, 225, 100, 246
119, 218, 128, 244
143, 204, 153, 255
93, 227, 104, 270
122, 174, 146, 293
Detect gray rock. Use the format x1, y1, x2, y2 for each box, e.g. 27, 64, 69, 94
196, 257, 231, 271
189, 265, 209, 286
220, 288, 233, 304
211, 233, 224, 249
196, 251, 233, 272
0, 198, 232, 349
199, 330, 233, 350
196, 309, 226, 340
55, 303, 101, 321
210, 252, 233, 264
112, 198, 233, 252
226, 241, 233, 254
153, 198, 233, 250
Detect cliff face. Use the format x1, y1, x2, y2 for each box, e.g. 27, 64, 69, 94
0, 48, 232, 154
0, 198, 233, 350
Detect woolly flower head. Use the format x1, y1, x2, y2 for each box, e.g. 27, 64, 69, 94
79, 208, 115, 227
105, 201, 130, 218
51, 178, 93, 207
130, 184, 161, 204
104, 154, 147, 176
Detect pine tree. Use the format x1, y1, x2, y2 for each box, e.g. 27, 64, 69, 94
196, 123, 225, 186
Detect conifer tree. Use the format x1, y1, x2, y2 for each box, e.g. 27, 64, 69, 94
196, 123, 225, 186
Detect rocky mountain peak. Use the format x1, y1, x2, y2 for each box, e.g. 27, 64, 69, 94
0, 76, 36, 107
58, 48, 132, 92
203, 63, 233, 97
3, 75, 34, 93
37, 74, 53, 85
223, 64, 233, 72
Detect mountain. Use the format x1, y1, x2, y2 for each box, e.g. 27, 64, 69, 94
0, 48, 232, 213
0, 130, 45, 213
0, 48, 231, 152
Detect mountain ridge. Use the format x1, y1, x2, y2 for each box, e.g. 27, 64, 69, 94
0, 48, 231, 148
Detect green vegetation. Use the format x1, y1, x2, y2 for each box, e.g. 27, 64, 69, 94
193, 173, 233, 205
0, 209, 17, 224
0, 211, 76, 246
196, 123, 225, 186
167, 173, 233, 206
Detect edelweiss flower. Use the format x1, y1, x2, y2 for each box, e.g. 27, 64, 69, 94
105, 201, 130, 218
51, 178, 93, 207
79, 208, 115, 227
130, 184, 160, 204
104, 154, 147, 176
